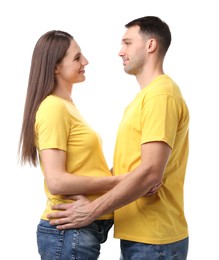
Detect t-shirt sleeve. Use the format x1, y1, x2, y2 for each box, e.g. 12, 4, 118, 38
35, 102, 71, 151
141, 94, 180, 148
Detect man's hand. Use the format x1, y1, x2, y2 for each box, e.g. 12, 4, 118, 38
47, 195, 95, 229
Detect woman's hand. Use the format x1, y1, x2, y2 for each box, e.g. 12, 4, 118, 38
143, 182, 162, 197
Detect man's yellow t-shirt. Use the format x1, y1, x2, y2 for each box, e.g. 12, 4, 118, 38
113, 75, 189, 244
35, 95, 113, 220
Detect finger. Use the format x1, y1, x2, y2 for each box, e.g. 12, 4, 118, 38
144, 192, 154, 197
149, 186, 158, 192
143, 189, 157, 197
62, 195, 87, 201
49, 217, 70, 226
47, 210, 68, 219
149, 191, 156, 195
148, 188, 157, 193
65, 195, 87, 200
51, 203, 72, 210
56, 223, 81, 230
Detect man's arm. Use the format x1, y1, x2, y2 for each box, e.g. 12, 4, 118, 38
47, 141, 171, 229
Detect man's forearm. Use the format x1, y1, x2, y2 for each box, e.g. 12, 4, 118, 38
47, 142, 170, 230
89, 165, 159, 219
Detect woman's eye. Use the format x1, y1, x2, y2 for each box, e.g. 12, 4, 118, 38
73, 55, 80, 61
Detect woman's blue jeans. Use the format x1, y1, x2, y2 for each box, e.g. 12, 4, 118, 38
37, 219, 113, 260
120, 237, 189, 260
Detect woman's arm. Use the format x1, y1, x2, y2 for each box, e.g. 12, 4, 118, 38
40, 149, 123, 195
47, 141, 171, 229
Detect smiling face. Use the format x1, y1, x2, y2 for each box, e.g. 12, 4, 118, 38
118, 25, 148, 76
55, 40, 89, 86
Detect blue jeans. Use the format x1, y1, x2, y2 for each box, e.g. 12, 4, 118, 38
120, 237, 189, 260
37, 219, 113, 260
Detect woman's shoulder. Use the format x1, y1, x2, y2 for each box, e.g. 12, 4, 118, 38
37, 95, 71, 122
39, 95, 68, 111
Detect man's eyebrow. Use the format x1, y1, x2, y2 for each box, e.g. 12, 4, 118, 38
122, 37, 131, 42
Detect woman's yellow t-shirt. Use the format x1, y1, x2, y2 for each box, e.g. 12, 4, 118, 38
35, 95, 113, 220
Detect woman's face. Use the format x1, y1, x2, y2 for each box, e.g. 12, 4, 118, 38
55, 40, 89, 85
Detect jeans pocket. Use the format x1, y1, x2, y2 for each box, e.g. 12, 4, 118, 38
85, 220, 113, 244
37, 220, 64, 260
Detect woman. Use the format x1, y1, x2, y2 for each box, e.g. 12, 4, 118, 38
18, 30, 123, 259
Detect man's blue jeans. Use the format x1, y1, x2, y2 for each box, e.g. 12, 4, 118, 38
120, 237, 189, 260
37, 219, 113, 260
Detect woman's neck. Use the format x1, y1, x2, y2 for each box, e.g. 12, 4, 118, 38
53, 85, 73, 102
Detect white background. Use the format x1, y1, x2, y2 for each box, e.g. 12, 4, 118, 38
1, 0, 218, 259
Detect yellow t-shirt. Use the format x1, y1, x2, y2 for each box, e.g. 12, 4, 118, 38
35, 95, 113, 220
113, 75, 189, 244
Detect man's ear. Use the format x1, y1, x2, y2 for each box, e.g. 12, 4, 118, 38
147, 38, 157, 53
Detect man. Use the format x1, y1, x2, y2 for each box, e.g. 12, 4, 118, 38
48, 16, 189, 259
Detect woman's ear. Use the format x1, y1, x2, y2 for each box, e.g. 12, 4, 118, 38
54, 65, 60, 75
